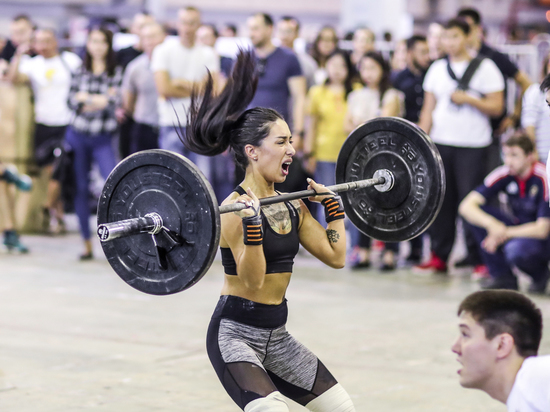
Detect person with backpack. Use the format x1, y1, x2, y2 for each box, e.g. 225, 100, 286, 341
416, 18, 504, 274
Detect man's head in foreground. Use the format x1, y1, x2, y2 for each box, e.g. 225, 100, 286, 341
452, 290, 542, 401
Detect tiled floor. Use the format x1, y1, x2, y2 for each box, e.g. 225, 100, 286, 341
1, 229, 548, 411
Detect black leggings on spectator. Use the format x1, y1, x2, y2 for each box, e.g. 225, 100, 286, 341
357, 234, 399, 252
428, 144, 488, 262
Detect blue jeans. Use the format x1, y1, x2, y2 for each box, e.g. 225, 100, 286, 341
65, 127, 117, 240
468, 206, 550, 282
159, 126, 211, 181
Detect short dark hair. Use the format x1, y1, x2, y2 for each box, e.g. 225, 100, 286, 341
457, 7, 482, 25
540, 73, 550, 93
458, 290, 543, 358
202, 23, 218, 38
13, 14, 32, 23
224, 23, 237, 35
444, 18, 470, 35
503, 132, 535, 155
406, 35, 427, 51
280, 15, 300, 32
253, 13, 273, 27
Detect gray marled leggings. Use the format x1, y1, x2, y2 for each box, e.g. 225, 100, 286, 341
206, 295, 338, 410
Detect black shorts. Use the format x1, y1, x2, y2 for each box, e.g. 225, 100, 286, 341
34, 123, 67, 167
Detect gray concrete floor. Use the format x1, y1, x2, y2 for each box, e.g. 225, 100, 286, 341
1, 223, 549, 412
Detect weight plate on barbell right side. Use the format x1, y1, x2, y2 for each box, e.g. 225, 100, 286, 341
97, 149, 221, 295
335, 117, 446, 242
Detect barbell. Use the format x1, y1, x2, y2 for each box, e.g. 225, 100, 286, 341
96, 117, 445, 295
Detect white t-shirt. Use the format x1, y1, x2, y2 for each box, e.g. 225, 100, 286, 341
347, 87, 404, 125
522, 83, 550, 164
19, 51, 82, 126
423, 58, 504, 148
507, 355, 550, 412
150, 38, 219, 127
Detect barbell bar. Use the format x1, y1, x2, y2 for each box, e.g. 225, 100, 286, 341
97, 170, 393, 243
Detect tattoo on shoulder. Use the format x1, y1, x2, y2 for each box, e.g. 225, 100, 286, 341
326, 229, 340, 244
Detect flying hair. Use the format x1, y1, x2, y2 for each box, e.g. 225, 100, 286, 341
182, 49, 259, 157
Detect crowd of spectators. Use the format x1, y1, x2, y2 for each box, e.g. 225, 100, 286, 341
1, 6, 549, 294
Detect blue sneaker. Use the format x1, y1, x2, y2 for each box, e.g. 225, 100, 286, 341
2, 165, 32, 191
3, 230, 29, 253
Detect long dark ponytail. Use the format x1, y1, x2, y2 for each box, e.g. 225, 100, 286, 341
183, 49, 284, 170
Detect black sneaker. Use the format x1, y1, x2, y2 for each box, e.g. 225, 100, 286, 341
528, 272, 549, 295
351, 260, 371, 270
480, 277, 518, 291
405, 251, 422, 265
454, 255, 478, 268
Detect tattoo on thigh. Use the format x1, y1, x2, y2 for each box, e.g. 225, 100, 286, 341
326, 229, 340, 243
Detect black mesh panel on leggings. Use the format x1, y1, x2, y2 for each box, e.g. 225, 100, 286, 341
223, 362, 279, 408
268, 359, 337, 406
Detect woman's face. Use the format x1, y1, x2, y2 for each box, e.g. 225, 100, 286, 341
251, 119, 295, 183
317, 28, 337, 57
87, 30, 109, 61
326, 54, 348, 85
359, 57, 383, 88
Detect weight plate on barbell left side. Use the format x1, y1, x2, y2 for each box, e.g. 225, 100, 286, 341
335, 117, 445, 242
97, 149, 220, 295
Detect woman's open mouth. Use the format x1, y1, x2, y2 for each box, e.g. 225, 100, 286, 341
282, 161, 292, 176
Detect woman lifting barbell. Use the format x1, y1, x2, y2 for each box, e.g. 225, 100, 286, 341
183, 50, 355, 412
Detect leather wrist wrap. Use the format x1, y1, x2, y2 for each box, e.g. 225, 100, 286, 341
322, 196, 345, 223
242, 214, 263, 245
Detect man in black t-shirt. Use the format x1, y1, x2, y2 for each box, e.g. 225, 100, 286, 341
0, 15, 34, 63
392, 35, 432, 263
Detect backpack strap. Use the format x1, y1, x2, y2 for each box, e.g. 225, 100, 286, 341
446, 54, 485, 91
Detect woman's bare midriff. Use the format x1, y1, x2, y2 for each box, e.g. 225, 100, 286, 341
220, 272, 292, 305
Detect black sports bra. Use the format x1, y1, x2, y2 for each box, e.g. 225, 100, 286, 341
221, 186, 301, 275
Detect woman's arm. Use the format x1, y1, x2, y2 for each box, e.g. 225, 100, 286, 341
380, 89, 403, 117
221, 189, 267, 290
297, 179, 346, 268
303, 113, 317, 175
418, 91, 435, 134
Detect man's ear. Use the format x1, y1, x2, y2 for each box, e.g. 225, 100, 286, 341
495, 333, 516, 359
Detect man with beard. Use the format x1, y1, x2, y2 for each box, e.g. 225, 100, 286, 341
392, 35, 431, 264
240, 13, 306, 192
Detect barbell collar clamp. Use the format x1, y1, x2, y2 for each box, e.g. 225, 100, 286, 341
97, 212, 163, 242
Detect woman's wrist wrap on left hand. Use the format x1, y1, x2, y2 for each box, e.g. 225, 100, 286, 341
322, 196, 345, 223
242, 214, 263, 245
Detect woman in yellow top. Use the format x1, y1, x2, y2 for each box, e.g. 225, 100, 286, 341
344, 51, 404, 270
304, 50, 354, 222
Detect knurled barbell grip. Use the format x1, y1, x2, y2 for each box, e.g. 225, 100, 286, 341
219, 175, 387, 214
97, 212, 162, 242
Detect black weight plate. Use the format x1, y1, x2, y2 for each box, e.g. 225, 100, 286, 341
335, 117, 445, 242
97, 149, 220, 295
